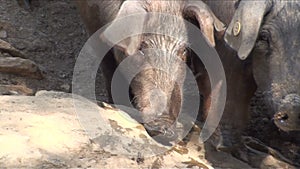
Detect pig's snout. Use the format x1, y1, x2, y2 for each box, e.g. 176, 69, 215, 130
274, 94, 300, 131
141, 88, 168, 123
141, 88, 179, 143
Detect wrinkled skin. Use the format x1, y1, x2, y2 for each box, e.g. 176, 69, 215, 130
201, 0, 300, 152
76, 0, 224, 143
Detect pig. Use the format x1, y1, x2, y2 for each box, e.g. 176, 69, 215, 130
224, 0, 300, 132
76, 0, 225, 143
199, 0, 300, 151
193, 0, 257, 151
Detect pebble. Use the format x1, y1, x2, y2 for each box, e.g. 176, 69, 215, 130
0, 57, 44, 79
262, 118, 269, 124
58, 71, 68, 79
60, 84, 70, 92
0, 53, 12, 57
0, 30, 7, 38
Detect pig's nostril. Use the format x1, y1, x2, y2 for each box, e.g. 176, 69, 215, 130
274, 112, 289, 121
281, 114, 289, 120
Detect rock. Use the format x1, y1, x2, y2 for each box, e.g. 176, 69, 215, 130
35, 90, 71, 98
0, 52, 12, 57
197, 138, 253, 169
0, 91, 213, 168
261, 155, 297, 169
0, 84, 34, 95
0, 57, 43, 79
72, 95, 171, 157
60, 83, 70, 92
0, 92, 89, 167
58, 71, 68, 79
0, 39, 25, 58
241, 136, 299, 168
0, 30, 7, 38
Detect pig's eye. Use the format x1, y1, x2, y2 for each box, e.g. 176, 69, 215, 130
178, 47, 188, 55
177, 47, 188, 61
181, 48, 187, 56
259, 30, 271, 43
139, 41, 147, 51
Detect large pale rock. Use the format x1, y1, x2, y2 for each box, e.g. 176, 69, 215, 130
0, 92, 89, 167
35, 90, 171, 157
0, 91, 214, 168
0, 57, 43, 79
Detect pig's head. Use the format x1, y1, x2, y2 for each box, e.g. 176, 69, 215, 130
225, 0, 300, 132
103, 0, 225, 141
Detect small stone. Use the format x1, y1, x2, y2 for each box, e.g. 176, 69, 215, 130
262, 118, 269, 124
60, 84, 70, 92
172, 145, 189, 154
0, 39, 26, 58
58, 71, 68, 79
0, 30, 7, 38
99, 102, 116, 110
89, 159, 96, 164
0, 52, 12, 58
0, 85, 34, 96
68, 33, 74, 36
16, 42, 26, 50
8, 90, 19, 95
0, 57, 43, 79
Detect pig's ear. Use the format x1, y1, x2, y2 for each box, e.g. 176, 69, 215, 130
101, 1, 147, 56
184, 0, 226, 47
224, 0, 273, 60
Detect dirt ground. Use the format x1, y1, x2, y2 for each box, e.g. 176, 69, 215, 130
0, 0, 299, 168
0, 0, 107, 100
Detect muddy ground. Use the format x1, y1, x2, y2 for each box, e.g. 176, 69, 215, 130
0, 0, 299, 168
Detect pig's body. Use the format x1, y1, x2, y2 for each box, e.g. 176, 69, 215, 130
197, 0, 257, 151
